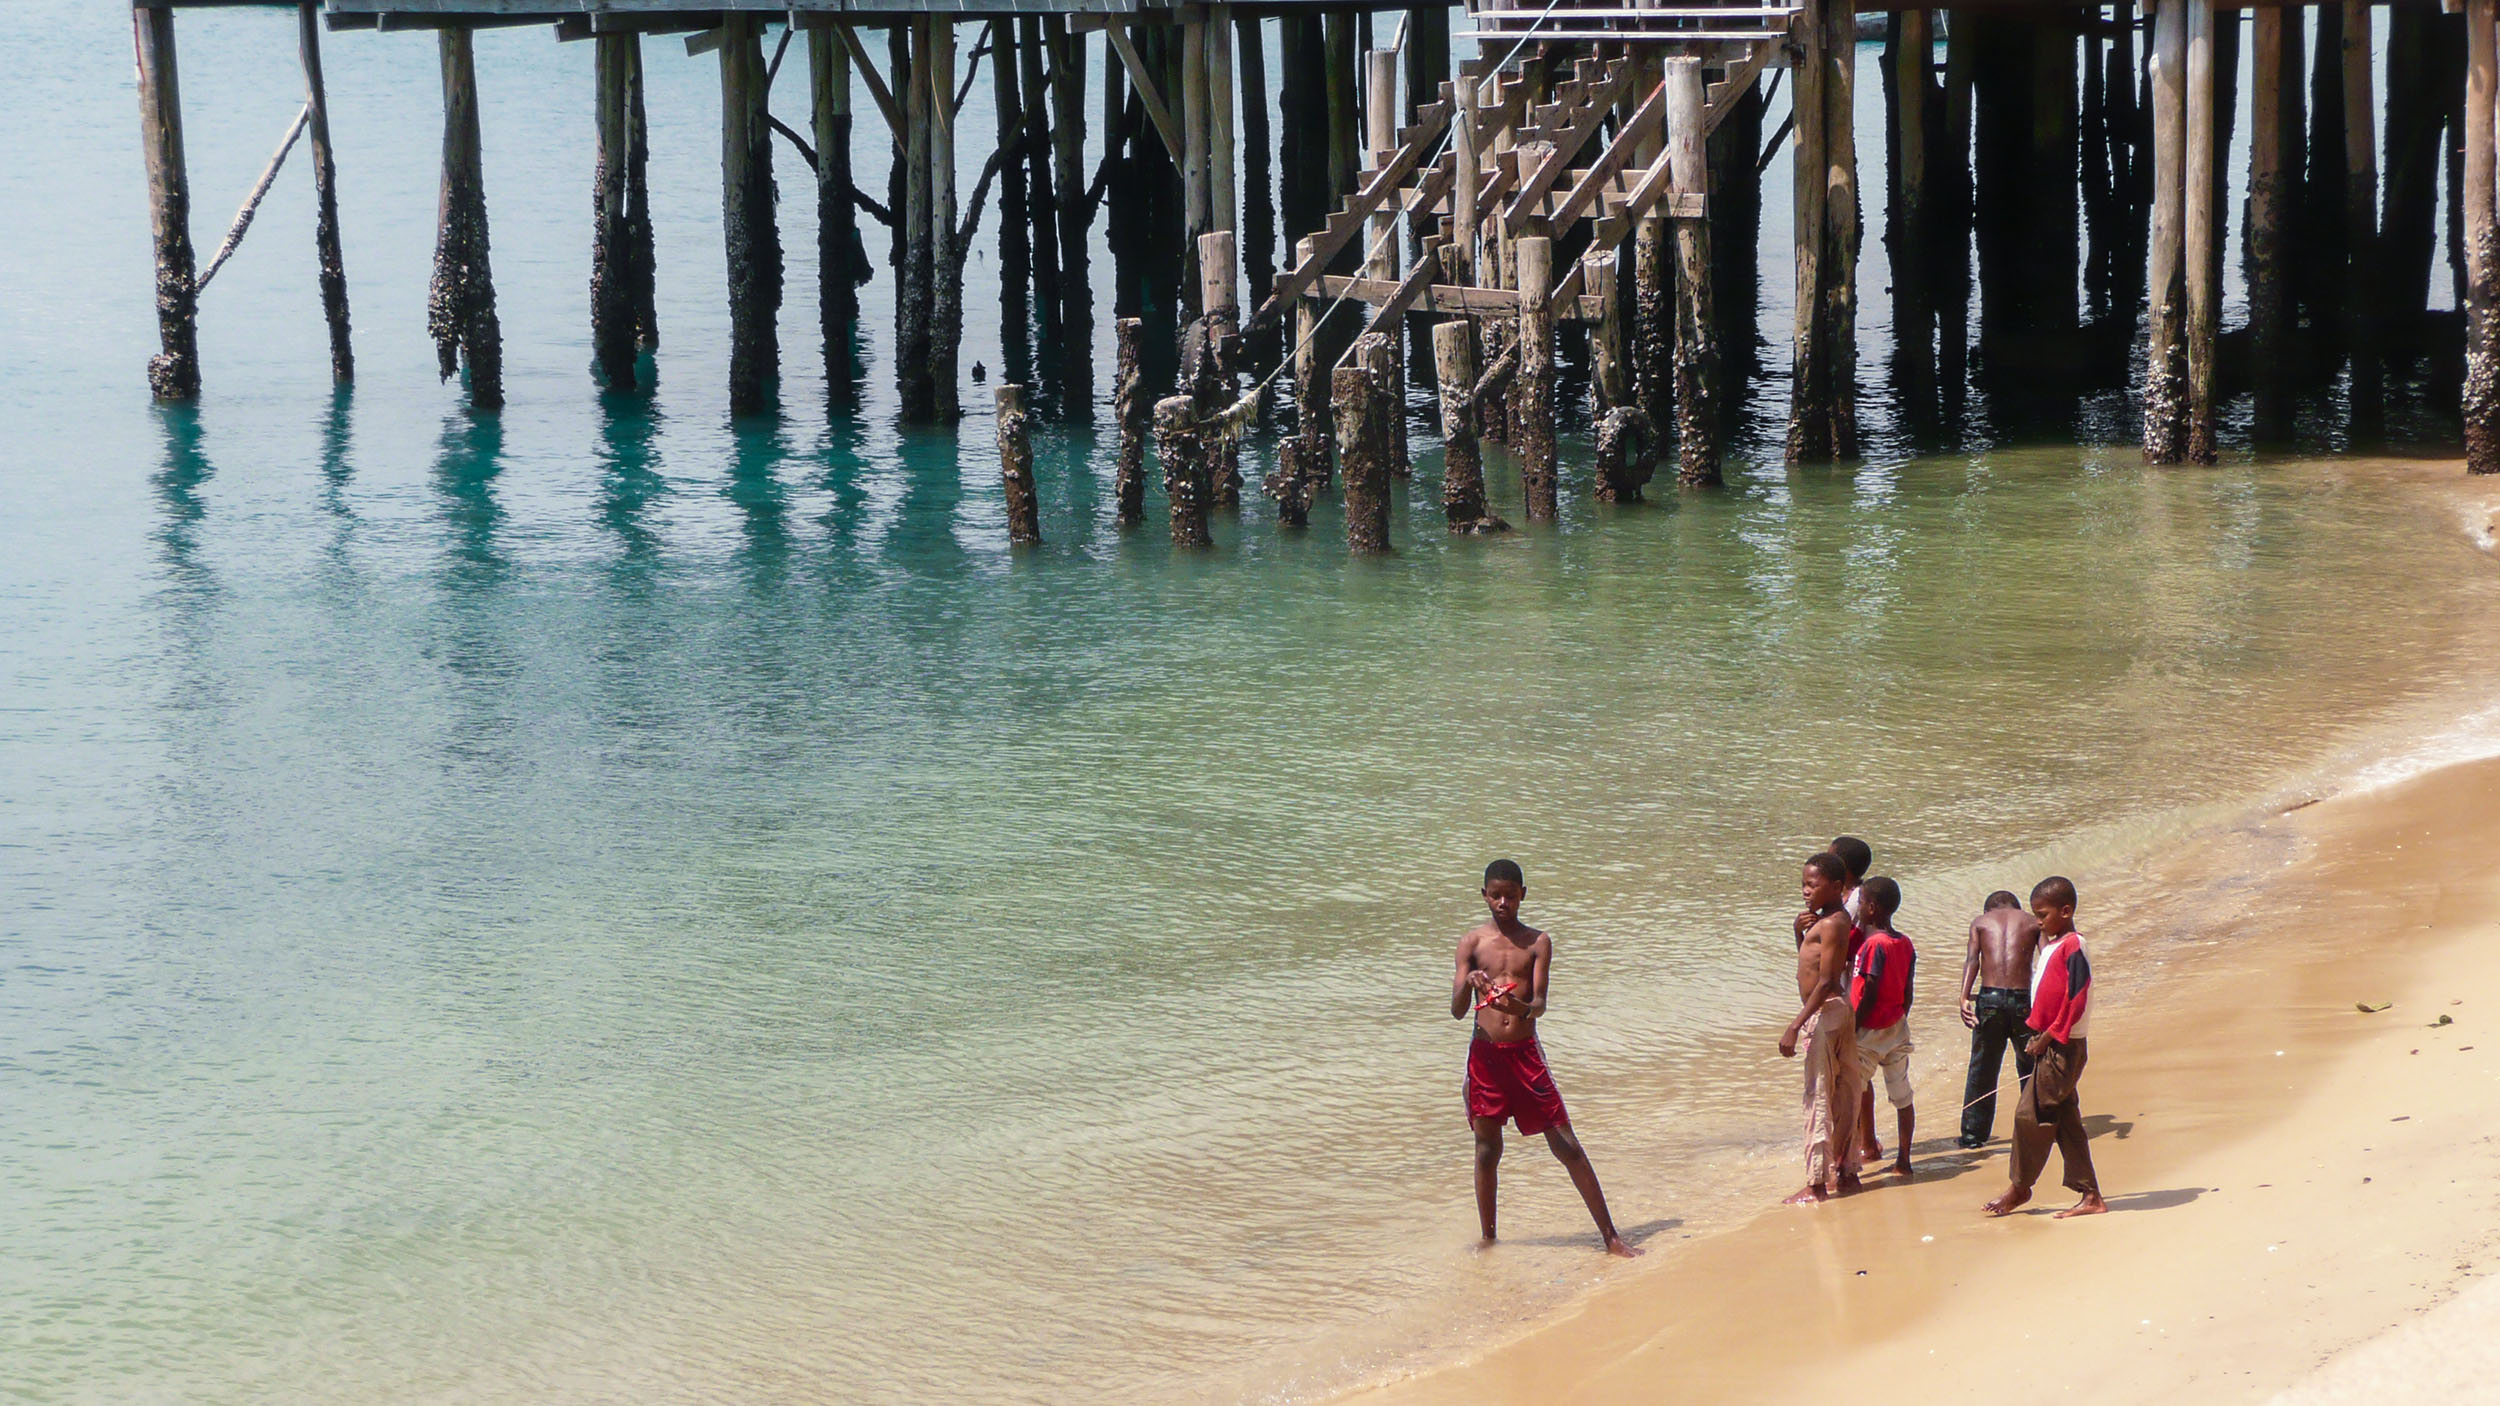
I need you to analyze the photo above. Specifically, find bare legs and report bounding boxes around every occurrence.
[1472,1117,1641,1256]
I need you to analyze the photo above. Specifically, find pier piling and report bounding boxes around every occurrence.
[135,3,198,401]
[1434,319,1505,533]
[720,14,781,417]
[594,31,638,389]
[1337,333,1392,553]
[1667,55,1720,487]
[2466,0,2499,472]
[999,382,1041,544]
[1156,392,1214,547]
[1515,232,1557,520]
[430,24,501,410]
[298,1,351,386]
[2145,0,2188,463]
[1115,316,1149,524]
[1047,18,1094,414]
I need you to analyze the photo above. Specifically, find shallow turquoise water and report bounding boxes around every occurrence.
[5,5,2498,1402]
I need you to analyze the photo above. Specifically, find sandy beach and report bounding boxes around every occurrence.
[1351,733,2500,1401]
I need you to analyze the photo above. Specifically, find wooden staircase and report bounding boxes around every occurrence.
[1246,3,1787,338]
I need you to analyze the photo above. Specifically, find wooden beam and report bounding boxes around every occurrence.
[833,20,901,136]
[1104,23,1183,163]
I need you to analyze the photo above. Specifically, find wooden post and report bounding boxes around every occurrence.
[1156,393,1214,547]
[811,27,865,355]
[721,14,780,417]
[1183,18,1211,302]
[2304,2,2347,347]
[594,31,638,390]
[995,19,1033,382]
[625,34,657,352]
[1435,320,1504,532]
[1407,5,1451,129]
[1236,14,1278,377]
[1824,0,1859,456]
[135,3,198,400]
[1590,252,1629,414]
[1048,19,1093,415]
[2466,0,2499,472]
[2383,4,2449,325]
[430,25,501,410]
[2185,0,2218,463]
[930,19,961,420]
[1789,0,1855,461]
[1941,15,1976,398]
[999,383,1041,543]
[899,21,934,418]
[1515,234,1557,521]
[1198,231,1241,505]
[1021,16,1062,358]
[2248,7,2292,442]
[1210,8,1237,239]
[2145,0,2188,464]
[298,2,350,386]
[2343,0,2381,421]
[1364,48,1405,469]
[1337,334,1392,553]
[1451,61,1480,288]
[1891,11,1932,429]
[1666,56,1720,487]
[1115,317,1150,523]
[1324,14,1358,206]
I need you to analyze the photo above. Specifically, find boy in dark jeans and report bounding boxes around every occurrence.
[1957,890,2041,1148]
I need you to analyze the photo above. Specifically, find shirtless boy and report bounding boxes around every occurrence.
[1828,835,1882,1164]
[1982,877,2109,1219]
[1451,860,1639,1258]
[1849,877,1917,1178]
[1779,852,1864,1204]
[1958,890,2043,1148]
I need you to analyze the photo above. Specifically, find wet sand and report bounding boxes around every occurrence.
[1347,748,2500,1403]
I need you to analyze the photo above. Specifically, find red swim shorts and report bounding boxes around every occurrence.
[1465,1033,1571,1135]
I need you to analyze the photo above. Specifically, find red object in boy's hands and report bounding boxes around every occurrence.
[1473,980,1517,1012]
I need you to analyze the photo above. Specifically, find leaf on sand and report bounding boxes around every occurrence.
[2356,1001,2392,1013]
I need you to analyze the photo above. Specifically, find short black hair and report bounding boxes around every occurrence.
[1829,836,1872,880]
[1984,890,2022,912]
[1806,852,1849,883]
[1484,859,1525,888]
[2030,875,2078,910]
[1859,875,1900,918]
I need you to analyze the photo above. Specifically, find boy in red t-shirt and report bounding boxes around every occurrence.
[1849,876,1918,1178]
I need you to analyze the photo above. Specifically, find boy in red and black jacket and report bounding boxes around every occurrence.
[1983,876,2109,1219]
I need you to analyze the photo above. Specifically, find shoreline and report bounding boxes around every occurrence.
[1339,720,2500,1401]
[1340,465,2500,1390]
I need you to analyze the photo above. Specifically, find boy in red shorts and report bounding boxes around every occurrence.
[1451,860,1640,1258]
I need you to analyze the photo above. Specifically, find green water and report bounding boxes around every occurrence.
[6,5,2499,1402]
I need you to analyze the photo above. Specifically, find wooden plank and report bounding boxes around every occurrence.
[1545,77,1665,233]
[1104,23,1183,164]
[1245,96,1452,331]
[833,20,902,135]
[1359,243,1439,340]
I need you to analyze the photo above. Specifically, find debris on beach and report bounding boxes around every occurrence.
[2356,1001,2392,1013]
[2432,1014,2454,1027]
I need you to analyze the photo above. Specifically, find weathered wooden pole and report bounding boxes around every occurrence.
[1451,60,1481,289]
[1407,4,1450,130]
[899,22,934,417]
[994,19,1033,382]
[1337,333,1392,553]
[2342,0,2381,421]
[2466,0,2499,472]
[721,14,780,417]
[1433,319,1504,533]
[1790,0,1857,461]
[1590,252,1630,417]
[1156,393,1214,547]
[430,24,501,411]
[1236,13,1278,376]
[298,1,350,385]
[1115,317,1149,523]
[810,27,865,350]
[1291,235,1335,484]
[1515,233,1557,521]
[1890,12,1933,425]
[2247,7,2292,442]
[1941,16,1976,398]
[1021,16,1061,353]
[2383,4,2449,327]
[1364,48,1405,468]
[135,3,198,400]
[625,34,657,352]
[2185,0,2218,463]
[999,383,1041,543]
[1198,232,1241,505]
[2145,0,2188,463]
[2303,2,2347,346]
[1324,14,1359,205]
[594,31,638,390]
[1048,19,1093,415]
[1182,19,1212,294]
[1666,55,1720,487]
[1210,8,1238,240]
[930,19,962,421]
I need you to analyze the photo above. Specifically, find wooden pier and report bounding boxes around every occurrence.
[131,0,2500,559]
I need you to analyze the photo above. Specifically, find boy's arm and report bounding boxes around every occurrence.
[1960,920,1984,1027]
[1524,935,1552,1018]
[1451,932,1479,1019]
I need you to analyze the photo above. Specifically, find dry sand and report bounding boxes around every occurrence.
[1347,752,2500,1403]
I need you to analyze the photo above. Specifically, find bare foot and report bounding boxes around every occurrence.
[1982,1185,2031,1217]
[1836,1171,1864,1195]
[1783,1185,1828,1206]
[1604,1236,1643,1258]
[2053,1192,2108,1219]
[1863,1141,1884,1163]
[1892,1156,1913,1179]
